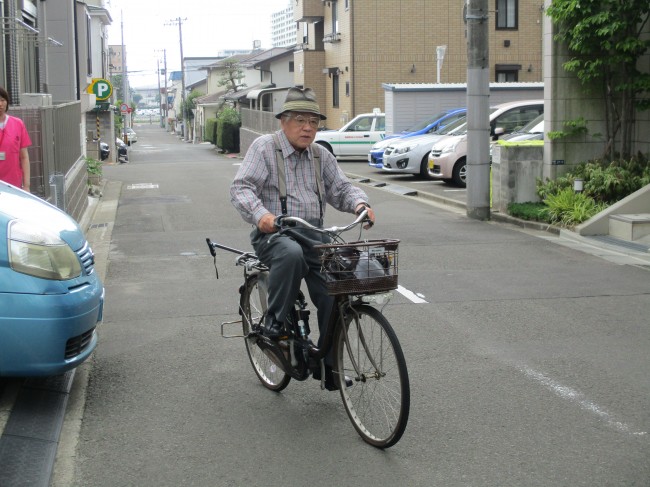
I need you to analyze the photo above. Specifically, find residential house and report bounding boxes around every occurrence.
[0,0,112,222]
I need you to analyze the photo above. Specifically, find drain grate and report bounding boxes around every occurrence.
[590,235,650,253]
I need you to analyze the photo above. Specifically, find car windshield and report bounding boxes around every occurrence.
[437,116,467,135]
[441,107,501,136]
[517,113,545,133]
[405,111,451,132]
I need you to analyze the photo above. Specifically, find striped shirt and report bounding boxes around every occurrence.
[230,130,368,226]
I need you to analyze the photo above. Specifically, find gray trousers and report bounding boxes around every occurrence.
[251,227,334,348]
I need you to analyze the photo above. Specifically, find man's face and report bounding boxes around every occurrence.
[280,111,321,151]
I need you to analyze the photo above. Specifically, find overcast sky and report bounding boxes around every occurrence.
[106,0,291,88]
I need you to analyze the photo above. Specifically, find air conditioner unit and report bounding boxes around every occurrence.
[21,93,53,107]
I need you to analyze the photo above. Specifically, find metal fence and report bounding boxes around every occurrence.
[12,101,87,222]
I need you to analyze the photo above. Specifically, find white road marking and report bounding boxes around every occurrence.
[519,365,647,436]
[127,183,159,190]
[396,285,428,303]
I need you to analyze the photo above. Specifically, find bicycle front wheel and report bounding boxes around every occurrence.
[334,304,410,448]
[240,274,291,392]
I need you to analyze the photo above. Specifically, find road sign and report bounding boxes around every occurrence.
[93,102,110,112]
[120,103,129,114]
[89,78,113,101]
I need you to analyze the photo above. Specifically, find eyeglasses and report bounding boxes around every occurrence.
[286,114,321,129]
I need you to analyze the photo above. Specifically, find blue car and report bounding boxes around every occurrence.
[0,182,103,376]
[368,108,466,168]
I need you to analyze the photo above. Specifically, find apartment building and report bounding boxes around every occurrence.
[271,1,297,48]
[293,0,543,128]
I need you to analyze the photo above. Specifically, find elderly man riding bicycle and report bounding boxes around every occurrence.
[230,87,375,389]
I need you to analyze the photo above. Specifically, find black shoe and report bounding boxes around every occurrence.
[262,315,286,339]
[314,364,353,391]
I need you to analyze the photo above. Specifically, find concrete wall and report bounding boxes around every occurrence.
[491,144,544,213]
[46,0,78,102]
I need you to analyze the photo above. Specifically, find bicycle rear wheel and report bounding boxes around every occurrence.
[240,274,291,392]
[334,304,410,448]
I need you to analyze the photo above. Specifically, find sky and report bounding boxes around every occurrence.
[106,0,291,88]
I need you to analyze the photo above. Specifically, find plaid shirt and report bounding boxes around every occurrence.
[230,130,369,226]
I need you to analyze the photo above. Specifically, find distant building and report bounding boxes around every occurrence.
[271,1,296,48]
[109,44,125,75]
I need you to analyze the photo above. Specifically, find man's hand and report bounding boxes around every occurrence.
[355,204,375,230]
[257,213,277,233]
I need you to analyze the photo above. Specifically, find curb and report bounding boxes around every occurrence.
[345,171,561,236]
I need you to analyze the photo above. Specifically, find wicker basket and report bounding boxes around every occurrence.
[315,239,399,295]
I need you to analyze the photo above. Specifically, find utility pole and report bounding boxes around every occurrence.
[121,11,130,136]
[465,0,490,220]
[157,58,163,128]
[167,17,187,139]
[155,48,168,129]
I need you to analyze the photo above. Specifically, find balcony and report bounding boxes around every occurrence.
[323,32,341,43]
[294,0,324,22]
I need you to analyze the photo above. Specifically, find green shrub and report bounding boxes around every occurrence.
[205,118,218,144]
[543,187,607,226]
[507,202,549,222]
[537,155,650,204]
[86,157,102,176]
[217,108,241,153]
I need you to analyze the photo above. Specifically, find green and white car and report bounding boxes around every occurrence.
[314,109,385,160]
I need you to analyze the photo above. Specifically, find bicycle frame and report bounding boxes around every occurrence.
[206,209,410,448]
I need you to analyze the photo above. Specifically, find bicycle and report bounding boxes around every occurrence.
[206,210,410,448]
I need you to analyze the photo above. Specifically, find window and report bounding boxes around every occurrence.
[347,116,374,132]
[289,61,294,73]
[332,74,339,108]
[495,64,521,82]
[86,14,93,75]
[332,0,339,34]
[496,70,518,82]
[345,81,350,97]
[302,23,309,45]
[496,0,517,29]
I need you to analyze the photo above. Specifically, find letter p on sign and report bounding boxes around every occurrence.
[91,79,113,101]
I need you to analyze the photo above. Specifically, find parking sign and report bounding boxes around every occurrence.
[89,79,113,101]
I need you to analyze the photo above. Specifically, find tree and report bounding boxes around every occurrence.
[182,89,204,122]
[546,0,650,160]
[217,58,247,93]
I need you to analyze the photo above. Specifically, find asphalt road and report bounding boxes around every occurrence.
[17,125,650,486]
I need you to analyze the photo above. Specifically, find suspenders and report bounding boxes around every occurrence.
[272,134,324,225]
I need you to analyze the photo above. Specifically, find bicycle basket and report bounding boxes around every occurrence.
[314,239,399,295]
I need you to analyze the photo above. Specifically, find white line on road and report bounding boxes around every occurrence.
[397,285,428,303]
[519,365,647,436]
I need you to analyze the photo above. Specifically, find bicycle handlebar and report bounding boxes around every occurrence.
[274,209,370,236]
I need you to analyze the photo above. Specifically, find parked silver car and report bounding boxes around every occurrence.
[428,100,544,187]
[381,117,467,179]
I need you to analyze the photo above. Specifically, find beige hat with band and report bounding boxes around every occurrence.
[275,87,327,120]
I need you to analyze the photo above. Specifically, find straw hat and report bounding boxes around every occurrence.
[275,87,326,120]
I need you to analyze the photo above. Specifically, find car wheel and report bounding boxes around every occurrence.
[418,152,433,180]
[452,158,467,187]
[315,141,334,155]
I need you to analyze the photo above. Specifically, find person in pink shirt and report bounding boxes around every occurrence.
[0,87,32,192]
